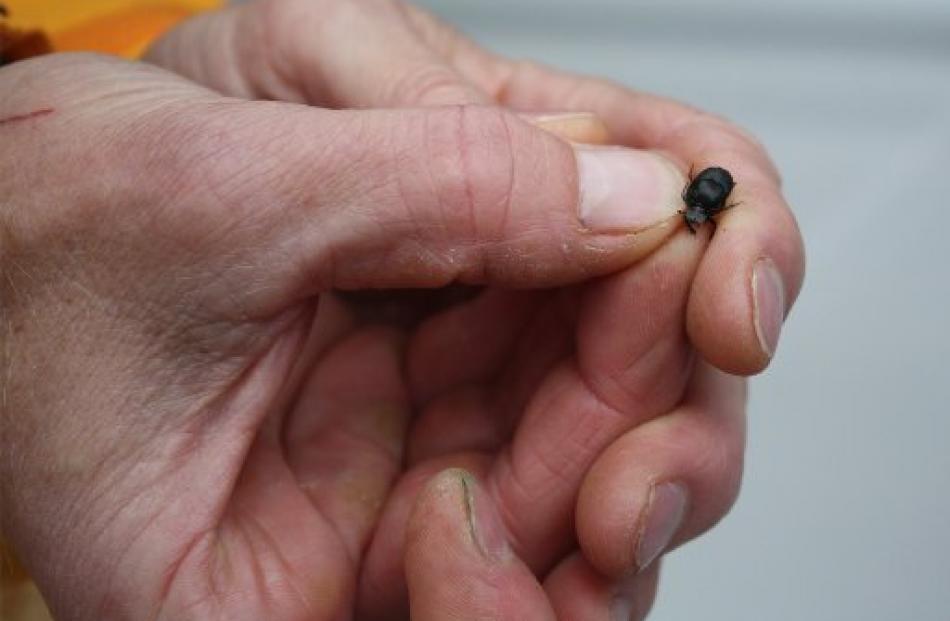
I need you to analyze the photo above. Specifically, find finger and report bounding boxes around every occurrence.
[283,325,410,562]
[358,454,491,620]
[653,117,801,374]
[393,5,613,147]
[149,0,488,106]
[165,102,686,315]
[407,289,573,464]
[576,362,747,578]
[476,61,806,374]
[405,288,549,463]
[406,468,555,621]
[359,230,701,617]
[262,0,489,106]
[407,288,543,406]
[397,1,514,100]
[488,230,704,572]
[544,554,660,621]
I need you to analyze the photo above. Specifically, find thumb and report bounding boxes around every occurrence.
[405,468,555,621]
[179,102,686,299]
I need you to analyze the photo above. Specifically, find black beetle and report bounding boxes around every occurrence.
[681,166,737,233]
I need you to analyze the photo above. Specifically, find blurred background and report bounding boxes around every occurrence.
[414,0,950,619]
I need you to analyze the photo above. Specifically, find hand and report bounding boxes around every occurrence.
[0,50,695,620]
[150,0,802,370]
[148,1,805,618]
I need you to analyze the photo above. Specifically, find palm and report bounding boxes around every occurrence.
[158,223,696,620]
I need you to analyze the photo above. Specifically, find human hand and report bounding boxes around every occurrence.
[149,0,802,367]
[0,49,695,620]
[148,1,805,618]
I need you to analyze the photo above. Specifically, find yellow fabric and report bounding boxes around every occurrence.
[3,0,223,58]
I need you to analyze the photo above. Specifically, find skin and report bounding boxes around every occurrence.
[0,0,804,619]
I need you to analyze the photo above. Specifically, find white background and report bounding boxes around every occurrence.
[414,1,950,619]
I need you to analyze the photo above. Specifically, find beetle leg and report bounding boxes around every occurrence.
[685,218,696,235]
[724,201,742,211]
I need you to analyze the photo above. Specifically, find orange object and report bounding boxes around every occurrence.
[1,0,222,59]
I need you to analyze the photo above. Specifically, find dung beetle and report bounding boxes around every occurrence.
[681,166,737,233]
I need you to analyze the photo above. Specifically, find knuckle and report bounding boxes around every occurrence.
[666,111,782,186]
[129,103,248,201]
[698,432,745,511]
[383,62,474,106]
[664,414,745,526]
[423,105,516,243]
[636,405,746,546]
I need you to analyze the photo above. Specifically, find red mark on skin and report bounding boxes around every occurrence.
[0,107,54,126]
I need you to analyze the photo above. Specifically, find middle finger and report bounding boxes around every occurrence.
[489,229,705,572]
[256,0,488,106]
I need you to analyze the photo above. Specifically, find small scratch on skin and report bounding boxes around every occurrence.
[0,107,54,127]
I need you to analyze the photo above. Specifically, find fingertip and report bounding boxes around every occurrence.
[577,464,687,579]
[407,468,554,621]
[687,189,804,376]
[407,468,496,562]
[575,147,684,232]
[480,113,688,286]
[687,256,767,376]
[544,554,660,621]
[576,364,746,579]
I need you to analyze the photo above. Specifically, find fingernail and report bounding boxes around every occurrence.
[525,112,610,144]
[752,257,786,358]
[576,147,682,232]
[635,482,688,572]
[610,584,635,621]
[453,469,510,562]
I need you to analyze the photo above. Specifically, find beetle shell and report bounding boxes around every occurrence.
[682,166,735,233]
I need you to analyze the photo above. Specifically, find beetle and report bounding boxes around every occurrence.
[681,166,737,233]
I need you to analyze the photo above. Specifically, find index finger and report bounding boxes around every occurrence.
[490,61,805,374]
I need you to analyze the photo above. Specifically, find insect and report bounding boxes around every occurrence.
[681,166,737,233]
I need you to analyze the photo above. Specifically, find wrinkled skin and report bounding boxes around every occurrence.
[0,1,804,619]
